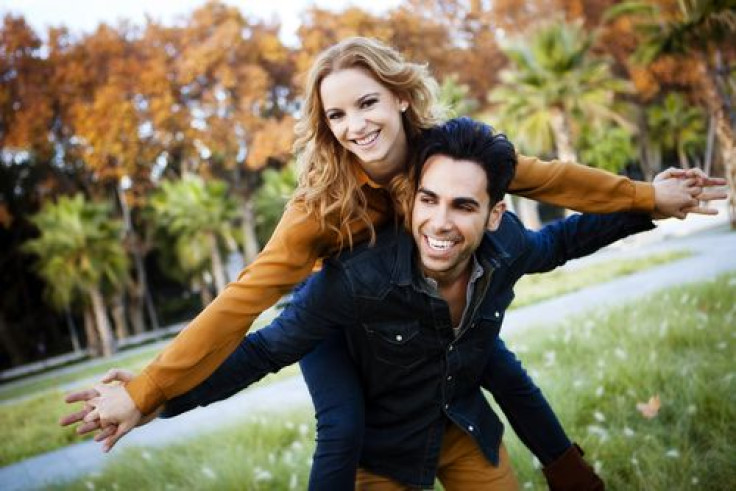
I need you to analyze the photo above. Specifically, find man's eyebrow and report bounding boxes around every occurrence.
[452,197,480,208]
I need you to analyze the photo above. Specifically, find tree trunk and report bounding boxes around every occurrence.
[208,232,227,294]
[65,309,82,353]
[240,198,260,265]
[196,275,213,307]
[677,144,691,170]
[88,287,116,357]
[128,286,146,335]
[83,306,101,357]
[637,106,660,181]
[110,293,128,341]
[549,107,578,163]
[697,59,736,228]
[117,183,159,332]
[515,196,542,230]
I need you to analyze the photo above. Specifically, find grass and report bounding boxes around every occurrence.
[53,272,736,489]
[511,249,691,309]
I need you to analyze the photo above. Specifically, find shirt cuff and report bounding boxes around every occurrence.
[125,370,167,416]
[632,181,655,212]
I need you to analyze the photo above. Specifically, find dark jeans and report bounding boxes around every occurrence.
[300,332,572,490]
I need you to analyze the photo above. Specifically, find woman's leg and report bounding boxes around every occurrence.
[301,331,365,490]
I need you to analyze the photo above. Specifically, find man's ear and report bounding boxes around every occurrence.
[486,201,506,231]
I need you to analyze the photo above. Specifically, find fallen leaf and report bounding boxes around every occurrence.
[636,394,661,419]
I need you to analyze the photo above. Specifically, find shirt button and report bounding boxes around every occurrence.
[448,345,454,351]
[395,334,403,342]
[468,425,474,432]
[494,311,500,318]
[447,375,453,381]
[444,404,449,410]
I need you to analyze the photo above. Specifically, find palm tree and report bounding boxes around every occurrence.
[150,175,238,297]
[253,163,298,246]
[647,92,707,169]
[488,19,632,226]
[438,75,479,118]
[605,0,736,226]
[22,194,128,357]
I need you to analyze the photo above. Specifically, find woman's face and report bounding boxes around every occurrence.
[320,68,409,184]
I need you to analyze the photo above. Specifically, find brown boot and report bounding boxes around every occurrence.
[542,443,605,490]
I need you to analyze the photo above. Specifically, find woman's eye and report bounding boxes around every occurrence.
[327,112,343,121]
[360,98,378,109]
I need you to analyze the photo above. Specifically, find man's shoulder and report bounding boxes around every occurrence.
[486,211,528,257]
[328,225,402,268]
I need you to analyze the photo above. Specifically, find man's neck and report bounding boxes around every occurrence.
[434,265,472,328]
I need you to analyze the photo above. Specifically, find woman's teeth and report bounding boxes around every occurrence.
[354,131,379,146]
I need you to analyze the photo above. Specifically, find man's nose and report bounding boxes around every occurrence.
[428,206,452,231]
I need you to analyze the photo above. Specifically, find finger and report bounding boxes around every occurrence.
[59,407,91,426]
[683,168,707,179]
[94,425,117,442]
[682,205,719,216]
[76,420,103,435]
[83,407,101,423]
[695,189,728,201]
[661,167,685,179]
[65,388,100,403]
[702,177,727,186]
[102,422,134,453]
[101,368,135,384]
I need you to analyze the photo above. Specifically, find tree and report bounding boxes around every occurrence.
[253,163,298,246]
[647,92,707,169]
[22,194,128,357]
[150,175,238,299]
[605,0,736,226]
[488,19,632,226]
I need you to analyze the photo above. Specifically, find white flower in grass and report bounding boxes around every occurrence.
[614,348,627,360]
[544,351,556,366]
[201,466,216,479]
[587,425,609,441]
[595,386,605,397]
[665,449,680,458]
[299,423,310,436]
[285,421,295,430]
[289,474,299,489]
[594,460,602,474]
[268,452,276,464]
[687,405,697,415]
[717,341,727,350]
[140,450,152,461]
[291,440,304,451]
[692,476,700,485]
[649,350,657,362]
[680,294,690,305]
[593,411,605,422]
[630,456,639,466]
[531,456,541,470]
[523,482,533,489]
[623,427,635,437]
[254,467,273,481]
[530,369,540,379]
[573,379,584,389]
[85,482,95,490]
[728,278,736,287]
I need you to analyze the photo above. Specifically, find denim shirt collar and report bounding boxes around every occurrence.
[391,227,512,288]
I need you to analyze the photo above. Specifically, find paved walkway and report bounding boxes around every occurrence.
[2,220,735,490]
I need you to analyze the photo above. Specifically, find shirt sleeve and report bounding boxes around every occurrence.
[515,212,656,276]
[125,202,334,415]
[511,154,655,213]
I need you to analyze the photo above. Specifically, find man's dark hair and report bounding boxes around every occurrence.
[415,117,517,205]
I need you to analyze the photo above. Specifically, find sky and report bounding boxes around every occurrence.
[0,0,402,46]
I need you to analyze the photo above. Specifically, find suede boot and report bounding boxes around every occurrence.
[542,443,605,490]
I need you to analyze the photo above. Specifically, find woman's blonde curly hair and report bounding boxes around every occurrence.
[292,37,444,246]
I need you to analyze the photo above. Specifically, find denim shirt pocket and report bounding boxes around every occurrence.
[362,320,425,370]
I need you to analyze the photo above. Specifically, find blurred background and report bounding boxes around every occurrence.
[1,1,735,489]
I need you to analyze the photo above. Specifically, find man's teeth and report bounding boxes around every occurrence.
[427,237,454,251]
[354,132,379,146]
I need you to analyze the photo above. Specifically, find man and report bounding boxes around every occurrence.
[77,118,663,488]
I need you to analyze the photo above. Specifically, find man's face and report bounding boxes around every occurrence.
[411,154,505,286]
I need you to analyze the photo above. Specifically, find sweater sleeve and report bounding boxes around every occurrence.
[510,154,655,213]
[124,202,334,414]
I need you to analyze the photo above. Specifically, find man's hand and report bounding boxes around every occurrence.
[653,168,727,219]
[61,368,156,452]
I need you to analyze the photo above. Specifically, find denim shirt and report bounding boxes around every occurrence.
[164,211,654,486]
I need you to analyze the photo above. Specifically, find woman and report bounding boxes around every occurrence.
[72,37,713,487]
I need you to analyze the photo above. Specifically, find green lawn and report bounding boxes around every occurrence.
[511,249,691,309]
[52,272,736,489]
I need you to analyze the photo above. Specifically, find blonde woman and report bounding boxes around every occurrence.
[66,37,722,488]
